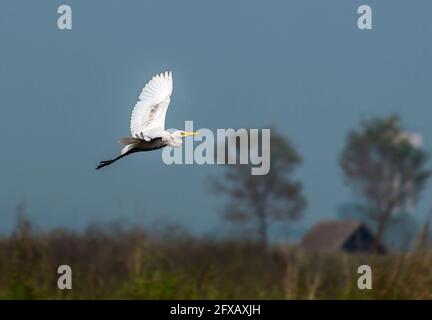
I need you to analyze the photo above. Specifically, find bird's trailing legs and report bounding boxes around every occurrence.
[96,149,138,170]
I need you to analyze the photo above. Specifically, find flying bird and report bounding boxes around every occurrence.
[96,71,198,169]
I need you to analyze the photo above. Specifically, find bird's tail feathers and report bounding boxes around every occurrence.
[118,137,141,145]
[121,142,140,155]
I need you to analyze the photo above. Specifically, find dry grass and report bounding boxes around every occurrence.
[0,220,431,300]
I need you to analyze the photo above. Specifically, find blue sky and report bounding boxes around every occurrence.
[1,0,432,235]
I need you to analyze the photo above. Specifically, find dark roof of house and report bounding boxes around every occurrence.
[300,220,370,251]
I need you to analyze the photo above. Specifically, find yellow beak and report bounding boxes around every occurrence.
[181,131,200,137]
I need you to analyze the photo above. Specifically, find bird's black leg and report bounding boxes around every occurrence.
[96,148,140,170]
[96,159,115,170]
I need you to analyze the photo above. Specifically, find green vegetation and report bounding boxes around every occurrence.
[1,220,431,300]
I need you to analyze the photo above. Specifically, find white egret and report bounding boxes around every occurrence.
[96,71,198,170]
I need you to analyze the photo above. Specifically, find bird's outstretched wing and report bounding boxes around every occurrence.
[130,71,173,138]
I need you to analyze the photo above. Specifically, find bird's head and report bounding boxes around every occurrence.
[168,130,200,147]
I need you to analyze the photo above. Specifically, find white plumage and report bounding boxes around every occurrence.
[130,71,173,139]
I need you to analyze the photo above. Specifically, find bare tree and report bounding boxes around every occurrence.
[211,129,306,247]
[340,115,430,250]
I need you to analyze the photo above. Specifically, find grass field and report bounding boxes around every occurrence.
[1,221,431,300]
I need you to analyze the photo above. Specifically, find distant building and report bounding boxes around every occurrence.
[300,220,386,253]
